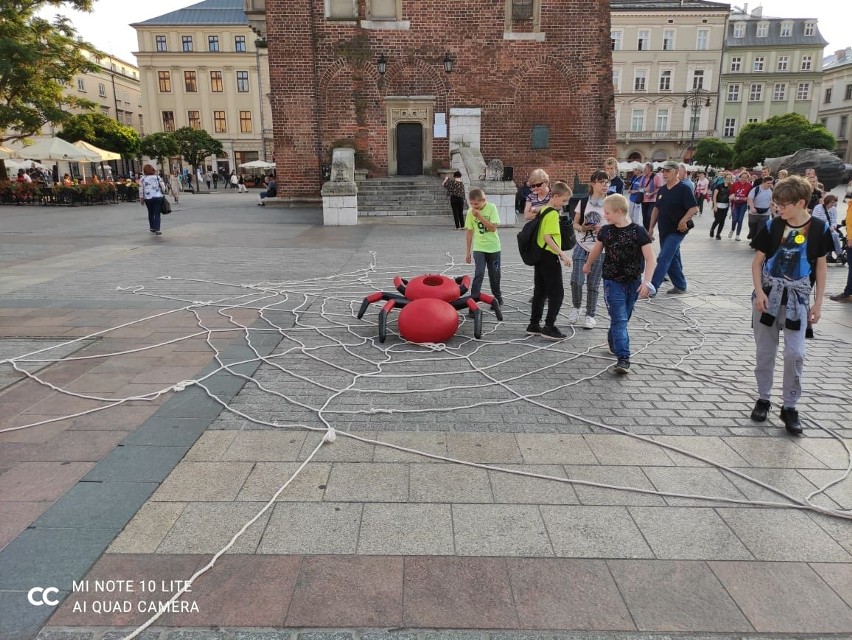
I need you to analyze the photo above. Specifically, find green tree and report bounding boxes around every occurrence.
[57,112,140,157]
[732,113,836,168]
[172,127,224,172]
[694,137,733,169]
[139,132,180,170]
[0,1,101,144]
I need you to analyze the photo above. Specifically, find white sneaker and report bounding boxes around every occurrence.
[728,230,734,238]
[735,235,741,241]
[584,315,597,330]
[566,308,580,324]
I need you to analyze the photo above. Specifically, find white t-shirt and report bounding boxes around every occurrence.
[575,198,607,253]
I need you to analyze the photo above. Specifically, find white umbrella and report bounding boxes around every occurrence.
[0,145,21,160]
[238,159,275,170]
[21,137,101,162]
[6,159,48,171]
[72,140,121,161]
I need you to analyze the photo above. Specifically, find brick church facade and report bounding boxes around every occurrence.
[255,1,615,199]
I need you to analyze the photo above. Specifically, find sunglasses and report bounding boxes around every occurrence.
[530,182,546,188]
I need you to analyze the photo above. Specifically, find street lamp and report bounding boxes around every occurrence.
[682,88,712,160]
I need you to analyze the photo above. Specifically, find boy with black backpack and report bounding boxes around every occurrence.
[749,175,833,435]
[526,182,572,340]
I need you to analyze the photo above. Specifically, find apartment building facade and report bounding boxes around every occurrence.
[132,0,273,174]
[717,6,826,144]
[611,0,731,164]
[818,47,852,164]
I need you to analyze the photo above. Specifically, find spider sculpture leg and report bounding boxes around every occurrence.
[475,292,503,321]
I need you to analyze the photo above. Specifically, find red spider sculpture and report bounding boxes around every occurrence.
[356,274,503,343]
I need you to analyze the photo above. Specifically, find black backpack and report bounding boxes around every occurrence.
[517,211,546,265]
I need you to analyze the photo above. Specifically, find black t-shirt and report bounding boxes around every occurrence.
[808,189,822,212]
[714,184,730,206]
[599,223,652,282]
[607,175,625,195]
[655,181,698,235]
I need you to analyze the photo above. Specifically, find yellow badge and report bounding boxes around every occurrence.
[794,233,805,245]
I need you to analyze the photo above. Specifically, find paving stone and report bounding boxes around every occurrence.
[409,464,493,503]
[34,480,156,530]
[121,417,210,447]
[323,463,408,502]
[234,633,291,640]
[453,504,552,557]
[183,430,237,460]
[445,433,523,463]
[716,508,851,562]
[164,632,227,640]
[608,559,753,632]
[257,502,361,554]
[810,562,852,609]
[651,435,750,467]
[797,468,852,510]
[358,503,453,555]
[403,556,518,629]
[35,632,94,640]
[540,506,653,559]
[84,445,188,483]
[102,632,162,640]
[563,465,666,506]
[721,437,827,468]
[371,431,449,462]
[628,507,753,560]
[710,561,852,633]
[582,434,675,466]
[107,501,187,554]
[298,431,376,462]
[152,461,254,501]
[642,467,748,507]
[0,501,48,549]
[286,556,403,627]
[236,461,331,502]
[221,430,308,461]
[807,511,852,555]
[721,467,841,510]
[156,502,271,554]
[488,465,579,504]
[514,434,599,465]
[0,461,94,502]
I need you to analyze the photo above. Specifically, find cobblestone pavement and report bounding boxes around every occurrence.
[0,188,849,640]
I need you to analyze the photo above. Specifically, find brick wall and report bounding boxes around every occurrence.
[266,0,615,199]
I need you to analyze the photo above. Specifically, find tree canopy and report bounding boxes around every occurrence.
[139,132,180,170]
[732,113,836,168]
[694,137,734,169]
[57,112,140,157]
[0,1,101,144]
[173,127,224,171]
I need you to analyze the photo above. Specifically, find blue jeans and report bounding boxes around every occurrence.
[471,251,502,301]
[144,197,163,231]
[651,230,687,291]
[731,203,747,235]
[604,279,640,359]
[844,245,852,296]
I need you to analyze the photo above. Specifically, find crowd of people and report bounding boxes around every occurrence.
[459,159,851,436]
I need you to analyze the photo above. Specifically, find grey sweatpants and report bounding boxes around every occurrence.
[571,245,604,317]
[753,305,807,407]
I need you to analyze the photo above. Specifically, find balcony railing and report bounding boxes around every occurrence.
[616,129,716,142]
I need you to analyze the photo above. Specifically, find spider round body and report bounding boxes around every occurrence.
[404,274,461,302]
[397,297,459,343]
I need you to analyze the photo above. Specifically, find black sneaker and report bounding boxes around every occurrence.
[666,287,687,295]
[540,325,567,340]
[750,399,770,422]
[526,323,543,335]
[780,406,803,435]
[613,358,630,374]
[805,324,814,339]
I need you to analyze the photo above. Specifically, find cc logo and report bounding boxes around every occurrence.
[27,587,60,606]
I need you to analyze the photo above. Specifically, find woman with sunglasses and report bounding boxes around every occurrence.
[523,168,551,220]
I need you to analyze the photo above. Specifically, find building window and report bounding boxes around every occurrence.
[511,0,533,20]
[696,29,708,50]
[689,110,700,134]
[158,71,171,92]
[208,35,219,52]
[213,110,226,133]
[659,69,671,91]
[368,0,401,20]
[773,83,787,101]
[77,78,85,92]
[749,83,763,101]
[820,117,828,127]
[753,56,765,72]
[235,35,246,51]
[796,82,810,100]
[656,108,669,132]
[662,29,674,51]
[777,56,789,71]
[840,115,848,139]
[730,57,741,72]
[210,71,223,92]
[723,117,737,137]
[634,69,647,92]
[162,111,175,132]
[631,109,645,132]
[123,91,129,104]
[612,68,621,92]
[531,125,549,149]
[326,0,357,19]
[801,55,812,71]
[824,87,832,103]
[611,30,622,51]
[98,83,106,97]
[637,30,649,51]
[804,21,815,36]
[100,106,109,116]
[733,22,745,38]
[236,71,249,92]
[239,111,253,133]
[181,35,192,52]
[179,71,195,93]
[780,22,792,37]
[155,35,167,51]
[845,84,852,100]
[727,83,741,102]
[188,111,201,129]
[747,117,760,124]
[756,22,768,37]
[692,70,704,90]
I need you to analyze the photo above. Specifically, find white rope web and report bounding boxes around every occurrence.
[2,252,849,638]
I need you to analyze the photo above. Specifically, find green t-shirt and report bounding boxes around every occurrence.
[536,206,561,254]
[465,202,502,253]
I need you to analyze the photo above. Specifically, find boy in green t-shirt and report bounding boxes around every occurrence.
[465,188,503,305]
[527,181,573,340]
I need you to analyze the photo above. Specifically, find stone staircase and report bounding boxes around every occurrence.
[357,176,450,216]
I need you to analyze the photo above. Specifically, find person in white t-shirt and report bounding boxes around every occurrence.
[567,170,609,329]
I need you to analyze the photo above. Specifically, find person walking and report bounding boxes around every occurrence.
[710,174,733,239]
[229,171,238,190]
[694,171,709,215]
[648,160,698,294]
[464,188,503,305]
[168,170,181,204]
[829,197,852,302]
[567,170,609,329]
[729,170,752,240]
[747,176,774,240]
[237,173,247,193]
[212,171,219,190]
[139,164,166,235]
[443,170,466,229]
[640,163,663,231]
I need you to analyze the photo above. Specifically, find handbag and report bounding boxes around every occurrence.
[161,198,172,215]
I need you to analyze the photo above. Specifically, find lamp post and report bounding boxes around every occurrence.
[682,88,712,160]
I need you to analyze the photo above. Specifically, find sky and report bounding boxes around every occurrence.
[40,0,848,66]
